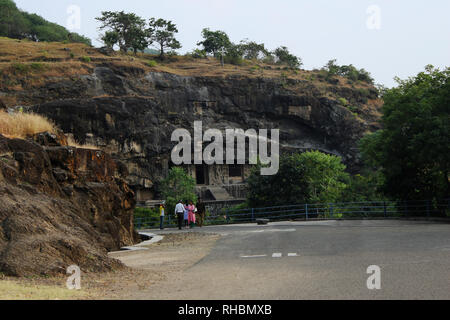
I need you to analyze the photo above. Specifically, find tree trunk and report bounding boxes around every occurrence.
[160,43,164,58]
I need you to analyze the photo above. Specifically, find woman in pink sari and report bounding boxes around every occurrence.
[187,201,196,228]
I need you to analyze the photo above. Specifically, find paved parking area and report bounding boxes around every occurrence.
[136,220,450,300]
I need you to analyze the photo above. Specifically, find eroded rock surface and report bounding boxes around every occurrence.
[0,133,138,276]
[29,69,382,196]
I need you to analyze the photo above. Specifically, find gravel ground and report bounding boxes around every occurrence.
[0,232,220,300]
[100,232,221,299]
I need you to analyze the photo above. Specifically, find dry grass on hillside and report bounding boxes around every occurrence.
[0,37,129,92]
[0,110,57,138]
[0,37,370,89]
[0,37,376,112]
[66,136,99,150]
[0,279,91,300]
[0,111,100,150]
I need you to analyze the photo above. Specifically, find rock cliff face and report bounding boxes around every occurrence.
[0,133,138,276]
[0,39,383,201]
[28,65,381,200]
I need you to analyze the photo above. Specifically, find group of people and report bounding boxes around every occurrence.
[159,199,206,230]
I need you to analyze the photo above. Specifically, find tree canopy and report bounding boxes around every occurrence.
[238,40,269,60]
[196,29,302,68]
[96,11,147,53]
[273,46,302,69]
[360,65,450,202]
[159,167,197,216]
[247,151,349,207]
[96,13,182,57]
[197,28,231,57]
[322,59,374,84]
[0,0,91,45]
[148,18,181,57]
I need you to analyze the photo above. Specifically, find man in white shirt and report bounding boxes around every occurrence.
[175,200,185,230]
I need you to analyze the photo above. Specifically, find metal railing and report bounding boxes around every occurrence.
[134,199,450,230]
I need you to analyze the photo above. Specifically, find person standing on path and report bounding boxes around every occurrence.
[184,203,189,228]
[187,201,196,228]
[175,200,185,230]
[196,198,206,227]
[159,203,165,230]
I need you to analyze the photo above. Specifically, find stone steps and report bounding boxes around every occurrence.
[208,186,233,201]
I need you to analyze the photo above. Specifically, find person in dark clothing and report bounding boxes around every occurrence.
[175,200,185,230]
[196,198,206,227]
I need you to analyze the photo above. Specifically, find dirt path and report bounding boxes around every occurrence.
[0,232,220,300]
[97,232,221,299]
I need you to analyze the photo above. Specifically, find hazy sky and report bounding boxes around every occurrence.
[14,0,450,87]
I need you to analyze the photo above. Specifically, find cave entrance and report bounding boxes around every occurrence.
[196,165,208,185]
[229,164,243,178]
[229,164,244,183]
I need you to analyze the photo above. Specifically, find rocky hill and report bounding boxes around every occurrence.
[0,38,383,200]
[0,132,138,276]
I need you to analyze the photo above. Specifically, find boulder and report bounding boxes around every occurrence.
[0,134,139,277]
[256,219,270,225]
[98,46,115,56]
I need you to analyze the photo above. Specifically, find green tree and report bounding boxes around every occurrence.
[25,14,68,42]
[68,32,92,46]
[247,151,349,208]
[159,167,197,216]
[324,59,340,78]
[238,39,268,60]
[360,65,450,202]
[322,59,374,84]
[273,46,302,69]
[101,31,120,49]
[96,11,147,53]
[0,0,91,45]
[298,151,349,203]
[223,43,244,65]
[129,25,149,54]
[340,170,386,202]
[148,18,181,58]
[188,48,207,59]
[197,28,231,57]
[0,0,28,39]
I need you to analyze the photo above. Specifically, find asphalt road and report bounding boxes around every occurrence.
[146,220,450,300]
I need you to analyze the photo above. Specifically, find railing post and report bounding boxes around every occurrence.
[305,204,309,220]
[330,203,334,218]
[384,201,387,218]
[426,200,431,217]
[251,208,255,222]
[448,199,450,217]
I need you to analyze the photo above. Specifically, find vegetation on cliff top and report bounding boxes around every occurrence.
[0,3,378,112]
[0,37,379,110]
[94,10,304,70]
[0,0,91,45]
